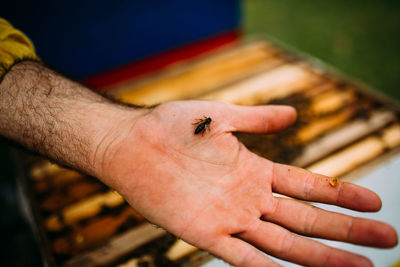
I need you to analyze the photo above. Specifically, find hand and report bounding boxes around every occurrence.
[97,100,397,267]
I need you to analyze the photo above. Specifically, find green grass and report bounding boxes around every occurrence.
[244,0,400,100]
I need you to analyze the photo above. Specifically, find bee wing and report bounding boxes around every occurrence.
[192,118,204,125]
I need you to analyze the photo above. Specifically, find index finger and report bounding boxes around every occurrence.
[271,163,382,212]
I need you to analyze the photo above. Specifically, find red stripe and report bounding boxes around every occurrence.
[84,30,240,90]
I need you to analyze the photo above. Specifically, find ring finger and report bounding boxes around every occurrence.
[236,219,372,267]
[262,197,397,248]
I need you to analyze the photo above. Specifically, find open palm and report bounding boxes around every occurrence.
[100,100,397,267]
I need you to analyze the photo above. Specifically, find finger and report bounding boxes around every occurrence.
[271,163,382,212]
[263,197,398,248]
[210,236,281,267]
[237,220,373,267]
[228,105,297,133]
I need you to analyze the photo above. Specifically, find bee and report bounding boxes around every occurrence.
[193,116,212,135]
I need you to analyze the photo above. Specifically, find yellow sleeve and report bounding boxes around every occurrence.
[0,18,39,79]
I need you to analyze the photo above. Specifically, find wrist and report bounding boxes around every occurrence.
[0,60,149,181]
[88,103,151,186]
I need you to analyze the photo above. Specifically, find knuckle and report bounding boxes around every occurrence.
[237,250,258,267]
[276,231,295,258]
[303,173,317,200]
[345,217,355,242]
[301,205,319,235]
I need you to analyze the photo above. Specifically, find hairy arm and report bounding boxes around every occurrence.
[0,60,146,178]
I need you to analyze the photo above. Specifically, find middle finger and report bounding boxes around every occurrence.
[262,197,397,248]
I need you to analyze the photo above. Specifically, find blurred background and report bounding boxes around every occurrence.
[1,1,399,266]
[245,0,400,100]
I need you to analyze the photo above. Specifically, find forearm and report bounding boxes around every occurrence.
[0,60,146,179]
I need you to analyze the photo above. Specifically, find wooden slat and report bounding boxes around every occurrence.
[200,64,323,105]
[293,110,396,166]
[45,191,124,231]
[65,223,166,267]
[166,240,198,261]
[307,124,400,177]
[114,42,281,105]
[53,206,143,255]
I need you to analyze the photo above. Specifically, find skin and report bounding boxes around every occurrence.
[0,61,398,267]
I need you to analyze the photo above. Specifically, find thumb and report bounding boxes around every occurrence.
[228,105,297,133]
